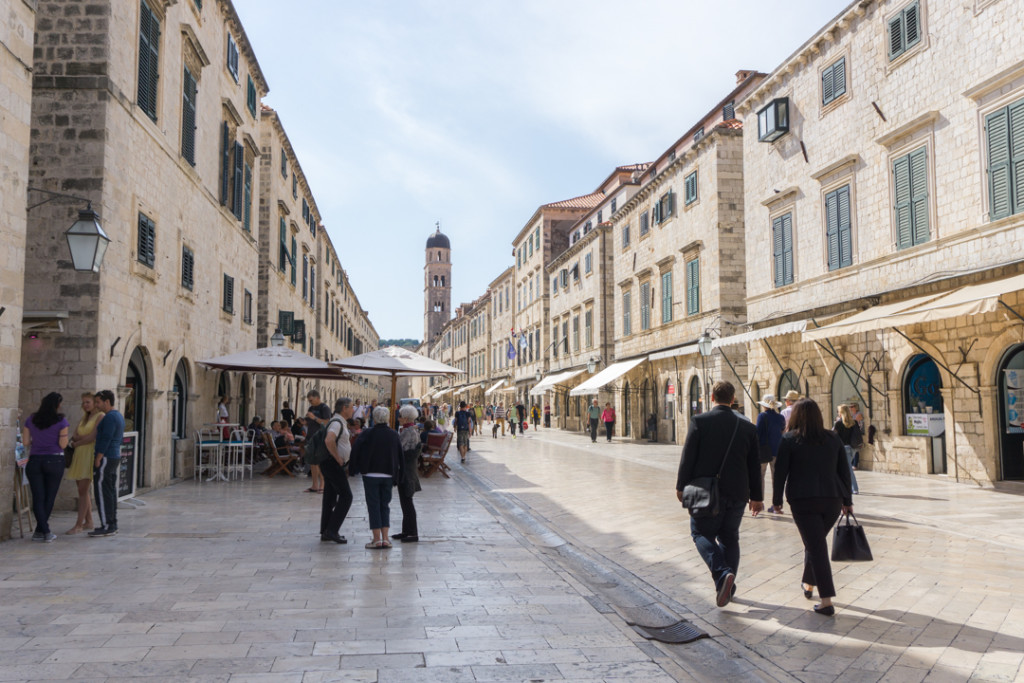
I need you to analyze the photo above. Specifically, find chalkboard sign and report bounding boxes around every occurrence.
[118,431,138,501]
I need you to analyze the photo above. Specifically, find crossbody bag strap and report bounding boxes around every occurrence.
[715,416,742,480]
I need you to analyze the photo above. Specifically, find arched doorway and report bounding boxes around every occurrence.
[641,379,650,439]
[997,345,1024,480]
[217,371,230,421]
[172,360,189,479]
[778,369,799,399]
[623,381,631,437]
[830,363,863,423]
[904,353,945,473]
[664,379,676,443]
[125,348,148,489]
[689,376,703,418]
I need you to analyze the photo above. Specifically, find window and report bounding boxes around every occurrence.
[622,224,630,247]
[622,291,632,335]
[222,274,234,314]
[226,33,239,81]
[723,101,735,120]
[611,198,617,213]
[534,227,541,250]
[292,173,297,199]
[757,98,789,142]
[821,57,847,105]
[572,315,580,352]
[231,142,243,220]
[583,220,592,234]
[662,271,673,322]
[888,1,921,61]
[279,218,288,270]
[686,260,700,315]
[290,236,296,285]
[654,190,675,223]
[640,281,651,331]
[137,1,160,121]
[309,265,315,309]
[693,127,704,143]
[685,172,698,205]
[528,239,533,257]
[281,151,287,178]
[181,67,197,165]
[825,185,853,270]
[597,210,603,223]
[243,289,252,324]
[552,276,558,295]
[137,213,156,268]
[242,162,252,232]
[985,98,1024,221]
[585,309,593,348]
[562,321,569,354]
[246,75,256,117]
[181,245,194,290]
[893,147,930,248]
[772,213,794,287]
[302,254,309,300]
[584,252,592,274]
[639,211,649,236]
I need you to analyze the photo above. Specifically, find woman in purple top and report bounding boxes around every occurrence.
[20,392,70,542]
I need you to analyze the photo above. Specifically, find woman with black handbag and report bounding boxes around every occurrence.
[772,399,853,616]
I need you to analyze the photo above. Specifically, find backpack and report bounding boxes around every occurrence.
[303,417,342,466]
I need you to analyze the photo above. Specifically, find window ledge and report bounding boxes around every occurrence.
[963,58,1024,100]
[886,36,928,76]
[875,111,940,147]
[811,154,859,181]
[220,309,234,322]
[761,186,799,207]
[177,291,195,305]
[819,92,851,118]
[131,262,158,284]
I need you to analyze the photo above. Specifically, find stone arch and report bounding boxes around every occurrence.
[980,326,1024,387]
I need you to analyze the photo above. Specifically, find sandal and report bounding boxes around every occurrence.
[365,540,382,549]
[66,525,83,535]
[379,540,392,548]
[304,487,317,493]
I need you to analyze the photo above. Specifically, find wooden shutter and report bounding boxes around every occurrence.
[987,107,1012,220]
[904,2,920,48]
[822,63,834,104]
[832,57,846,99]
[243,163,252,232]
[640,212,648,234]
[232,142,244,219]
[640,282,650,330]
[666,190,675,217]
[181,246,194,290]
[662,271,672,322]
[652,201,661,225]
[772,216,784,286]
[686,260,699,315]
[138,2,160,120]
[623,291,631,335]
[836,185,852,267]
[220,121,230,205]
[685,172,697,204]
[893,154,914,247]
[723,101,735,120]
[137,214,155,267]
[1011,100,1024,216]
[181,67,197,165]
[279,218,288,269]
[781,213,793,285]
[290,236,297,285]
[888,14,904,59]
[223,274,234,313]
[909,148,929,245]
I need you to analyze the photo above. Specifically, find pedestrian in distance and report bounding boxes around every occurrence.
[601,402,615,442]
[772,398,854,616]
[66,392,104,534]
[393,405,423,543]
[530,404,540,430]
[305,390,331,494]
[676,381,763,608]
[454,401,472,462]
[473,403,484,436]
[781,389,800,427]
[588,398,601,443]
[833,404,861,494]
[351,406,402,549]
[544,402,551,428]
[494,403,506,436]
[90,390,125,537]
[320,398,355,544]
[21,392,70,542]
[755,394,786,513]
[280,401,295,424]
[515,401,527,434]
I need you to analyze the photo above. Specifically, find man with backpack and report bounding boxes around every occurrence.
[454,401,472,463]
[311,397,355,544]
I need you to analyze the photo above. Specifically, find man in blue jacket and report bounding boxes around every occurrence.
[90,390,125,537]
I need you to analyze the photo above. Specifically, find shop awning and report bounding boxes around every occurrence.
[484,379,506,396]
[714,320,810,349]
[882,272,1024,329]
[802,293,948,342]
[529,368,585,396]
[570,357,647,396]
[647,344,699,362]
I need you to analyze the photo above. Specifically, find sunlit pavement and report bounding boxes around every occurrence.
[464,425,1024,682]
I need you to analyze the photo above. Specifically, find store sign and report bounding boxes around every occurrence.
[1005,369,1024,433]
[905,414,930,437]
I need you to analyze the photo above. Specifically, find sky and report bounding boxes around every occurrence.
[236,0,851,342]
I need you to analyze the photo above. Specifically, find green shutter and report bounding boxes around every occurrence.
[243,163,252,232]
[232,142,244,219]
[666,190,675,217]
[223,274,234,313]
[904,2,921,49]
[909,147,929,245]
[661,271,672,323]
[220,121,230,205]
[138,2,159,120]
[279,218,288,269]
[987,107,1012,220]
[652,201,661,225]
[685,172,697,205]
[1010,99,1024,216]
[290,236,297,285]
[833,57,846,99]
[137,214,155,267]
[837,185,852,267]
[822,63,834,104]
[893,154,914,247]
[826,189,841,270]
[888,14,904,59]
[781,213,793,284]
[772,215,785,286]
[181,67,197,164]
[686,260,699,315]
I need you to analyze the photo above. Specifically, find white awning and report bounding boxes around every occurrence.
[714,320,810,349]
[530,368,585,396]
[883,272,1024,329]
[648,344,699,362]
[484,379,506,396]
[570,357,647,396]
[803,292,950,342]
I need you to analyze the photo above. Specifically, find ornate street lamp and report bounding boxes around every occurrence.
[64,208,110,272]
[270,328,285,347]
[697,332,713,409]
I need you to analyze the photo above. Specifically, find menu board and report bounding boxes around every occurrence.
[1005,369,1024,433]
[117,431,138,500]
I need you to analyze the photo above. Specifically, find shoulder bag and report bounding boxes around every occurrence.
[681,416,740,517]
[831,512,873,562]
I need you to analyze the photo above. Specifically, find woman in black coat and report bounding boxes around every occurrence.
[772,399,853,616]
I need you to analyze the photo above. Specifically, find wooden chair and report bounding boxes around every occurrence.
[261,432,299,477]
[420,431,453,479]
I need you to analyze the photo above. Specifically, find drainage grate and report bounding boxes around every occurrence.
[627,619,708,644]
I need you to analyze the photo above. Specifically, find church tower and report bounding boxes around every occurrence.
[424,225,452,343]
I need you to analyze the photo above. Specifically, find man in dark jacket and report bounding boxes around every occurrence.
[676,381,763,608]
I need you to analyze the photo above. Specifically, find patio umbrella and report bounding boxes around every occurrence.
[330,346,463,424]
[198,346,351,420]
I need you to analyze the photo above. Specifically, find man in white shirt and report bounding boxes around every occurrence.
[321,397,355,544]
[780,390,801,426]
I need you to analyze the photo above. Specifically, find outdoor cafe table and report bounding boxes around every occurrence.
[199,424,242,482]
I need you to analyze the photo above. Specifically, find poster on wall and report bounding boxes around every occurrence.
[118,431,138,501]
[1004,369,1024,434]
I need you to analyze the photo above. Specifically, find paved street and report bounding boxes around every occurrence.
[2,428,1023,683]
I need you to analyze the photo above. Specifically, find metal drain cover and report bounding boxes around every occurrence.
[627,619,708,644]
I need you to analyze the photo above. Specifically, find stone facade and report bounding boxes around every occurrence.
[737,0,1024,484]
[0,0,35,539]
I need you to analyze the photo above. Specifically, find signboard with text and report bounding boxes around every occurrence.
[117,431,138,501]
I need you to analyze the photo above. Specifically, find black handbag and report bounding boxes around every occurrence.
[64,444,75,468]
[681,417,740,517]
[831,512,873,562]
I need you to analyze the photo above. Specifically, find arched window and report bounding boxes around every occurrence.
[778,369,799,399]
[689,376,703,418]
[173,360,188,439]
[831,363,863,421]
[441,275,445,286]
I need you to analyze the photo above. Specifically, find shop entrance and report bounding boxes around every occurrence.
[998,344,1024,480]
[903,354,946,474]
[125,348,147,489]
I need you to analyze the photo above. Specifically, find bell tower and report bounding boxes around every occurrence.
[424,224,451,343]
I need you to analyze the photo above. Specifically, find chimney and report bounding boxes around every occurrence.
[736,69,755,84]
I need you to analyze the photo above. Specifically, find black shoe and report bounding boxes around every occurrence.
[813,604,835,616]
[88,527,116,537]
[716,573,735,608]
[320,533,347,544]
[400,535,419,543]
[391,533,405,540]
[802,583,814,599]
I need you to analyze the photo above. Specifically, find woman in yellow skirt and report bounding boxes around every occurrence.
[66,392,104,534]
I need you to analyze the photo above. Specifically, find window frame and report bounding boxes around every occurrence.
[771,211,795,288]
[222,274,234,314]
[824,183,854,271]
[181,245,194,290]
[137,1,161,122]
[685,259,700,316]
[684,171,698,206]
[892,145,931,248]
[661,270,673,323]
[820,55,848,108]
[137,212,156,268]
[226,33,239,82]
[887,1,923,63]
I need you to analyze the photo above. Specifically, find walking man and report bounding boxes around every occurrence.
[89,390,124,537]
[495,403,506,436]
[588,398,601,443]
[455,401,472,462]
[320,397,355,544]
[676,381,762,607]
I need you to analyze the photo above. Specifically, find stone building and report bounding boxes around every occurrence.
[484,267,515,404]
[0,0,35,539]
[736,0,1024,484]
[424,227,451,345]
[604,71,765,443]
[511,194,600,403]
[543,165,648,431]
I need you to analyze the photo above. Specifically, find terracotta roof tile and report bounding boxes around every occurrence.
[542,191,605,210]
[716,118,743,130]
[615,162,652,173]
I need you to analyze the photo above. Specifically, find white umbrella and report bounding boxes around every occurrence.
[330,346,463,423]
[198,346,351,420]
